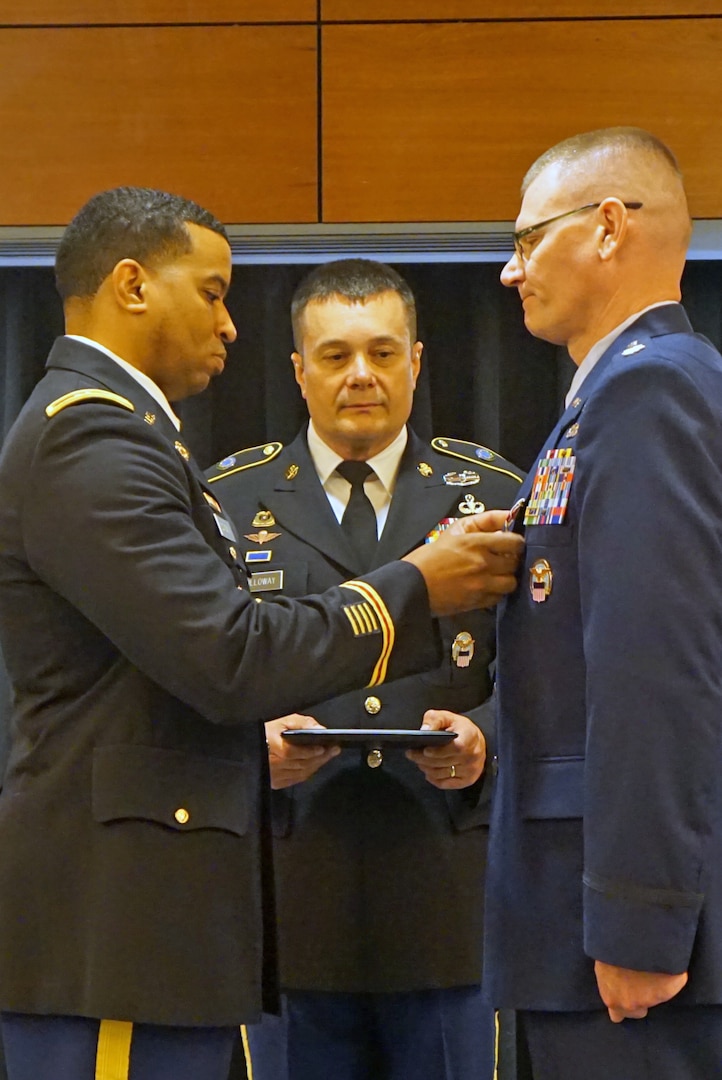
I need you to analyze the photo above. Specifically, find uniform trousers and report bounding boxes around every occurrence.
[1,1012,237,1080]
[519,1004,722,1080]
[243,986,495,1080]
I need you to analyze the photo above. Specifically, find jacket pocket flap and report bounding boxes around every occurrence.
[92,744,249,836]
[521,756,584,819]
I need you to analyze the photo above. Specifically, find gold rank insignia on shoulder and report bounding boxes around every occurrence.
[452,631,475,668]
[252,509,276,528]
[174,441,190,461]
[417,462,433,477]
[458,493,485,514]
[443,470,480,486]
[530,558,553,603]
[45,389,135,418]
[621,340,646,356]
[285,463,299,480]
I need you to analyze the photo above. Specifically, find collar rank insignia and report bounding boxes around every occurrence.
[252,509,276,528]
[285,464,299,480]
[621,340,646,356]
[174,441,190,461]
[530,558,553,602]
[144,412,156,425]
[459,493,485,515]
[565,423,580,439]
[417,462,433,477]
[443,470,481,486]
[244,529,281,545]
[572,397,583,408]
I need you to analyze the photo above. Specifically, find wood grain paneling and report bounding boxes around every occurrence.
[323,19,722,221]
[0,26,317,225]
[323,1,722,19]
[0,1,316,24]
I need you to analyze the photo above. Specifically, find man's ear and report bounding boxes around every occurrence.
[291,351,307,399]
[597,198,630,263]
[411,341,423,387]
[111,259,149,313]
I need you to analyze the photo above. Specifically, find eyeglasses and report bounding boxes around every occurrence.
[512,201,644,262]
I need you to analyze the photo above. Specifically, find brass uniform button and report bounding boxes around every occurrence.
[364,696,382,715]
[367,748,383,769]
[174,808,190,825]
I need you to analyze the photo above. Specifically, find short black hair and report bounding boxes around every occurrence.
[290,258,417,348]
[55,186,229,301]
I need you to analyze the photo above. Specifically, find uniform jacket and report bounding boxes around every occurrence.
[0,338,441,1027]
[485,304,722,1010]
[208,428,522,992]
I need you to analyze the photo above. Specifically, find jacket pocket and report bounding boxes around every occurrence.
[92,744,249,836]
[521,755,584,820]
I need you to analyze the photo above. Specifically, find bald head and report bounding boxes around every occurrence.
[502,127,692,361]
[523,126,692,263]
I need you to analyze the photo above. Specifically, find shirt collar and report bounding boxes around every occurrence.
[565,302,680,408]
[65,335,181,430]
[306,420,408,496]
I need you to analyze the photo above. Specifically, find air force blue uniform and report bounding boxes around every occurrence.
[486,304,722,1078]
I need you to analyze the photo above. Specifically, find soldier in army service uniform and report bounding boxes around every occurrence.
[209,259,523,1080]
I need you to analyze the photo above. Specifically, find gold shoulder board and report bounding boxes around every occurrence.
[431,436,522,484]
[45,389,135,418]
[207,442,284,483]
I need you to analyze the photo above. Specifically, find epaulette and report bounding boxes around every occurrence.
[45,389,135,418]
[431,436,522,484]
[207,441,284,483]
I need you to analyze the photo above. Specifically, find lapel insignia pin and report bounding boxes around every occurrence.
[244,529,281,545]
[144,412,156,425]
[174,441,190,461]
[458,493,485,515]
[452,632,475,668]
[418,462,433,477]
[444,470,481,486]
[252,509,276,528]
[565,423,580,439]
[203,492,222,514]
[285,464,299,480]
[621,341,646,356]
[530,558,553,602]
[572,397,583,408]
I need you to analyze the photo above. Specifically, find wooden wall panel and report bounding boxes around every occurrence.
[0,1,316,24]
[322,19,722,221]
[323,1,722,18]
[0,26,317,225]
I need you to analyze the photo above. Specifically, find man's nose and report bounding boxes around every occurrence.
[500,253,524,288]
[347,353,374,382]
[218,302,237,343]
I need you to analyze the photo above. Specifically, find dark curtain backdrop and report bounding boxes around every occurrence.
[2,260,722,771]
[0,261,721,1077]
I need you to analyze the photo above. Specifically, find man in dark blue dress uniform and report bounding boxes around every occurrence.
[487,126,722,1079]
[209,259,523,1080]
[0,190,523,1080]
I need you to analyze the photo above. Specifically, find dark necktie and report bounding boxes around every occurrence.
[336,460,378,570]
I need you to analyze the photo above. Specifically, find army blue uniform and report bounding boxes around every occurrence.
[0,339,441,1080]
[208,428,522,1080]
